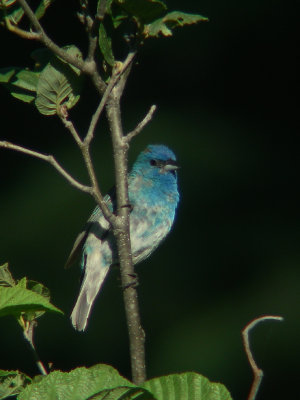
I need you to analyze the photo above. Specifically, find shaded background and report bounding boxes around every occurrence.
[1,1,299,399]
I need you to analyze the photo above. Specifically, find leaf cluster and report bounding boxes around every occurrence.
[0,46,83,115]
[0,0,207,116]
[0,263,62,319]
[1,364,232,400]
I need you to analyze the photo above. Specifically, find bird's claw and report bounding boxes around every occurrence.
[121,203,133,212]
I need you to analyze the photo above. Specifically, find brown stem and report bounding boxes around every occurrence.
[21,318,47,376]
[106,85,146,384]
[242,315,283,400]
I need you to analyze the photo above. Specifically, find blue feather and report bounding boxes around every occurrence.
[66,144,179,331]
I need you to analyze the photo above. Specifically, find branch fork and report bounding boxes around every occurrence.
[1,0,159,386]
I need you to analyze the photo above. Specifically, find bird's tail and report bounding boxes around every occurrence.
[71,264,110,331]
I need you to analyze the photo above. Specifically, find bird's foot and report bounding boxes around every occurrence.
[121,203,133,212]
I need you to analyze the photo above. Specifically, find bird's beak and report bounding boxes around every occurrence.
[164,163,180,172]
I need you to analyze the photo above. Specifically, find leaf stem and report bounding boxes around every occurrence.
[22,318,48,376]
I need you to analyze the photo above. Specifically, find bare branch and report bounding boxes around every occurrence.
[59,111,83,147]
[125,105,157,143]
[84,53,137,146]
[242,315,284,400]
[0,140,91,193]
[4,18,40,39]
[57,113,116,224]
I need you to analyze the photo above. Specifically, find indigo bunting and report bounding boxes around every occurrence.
[66,144,179,331]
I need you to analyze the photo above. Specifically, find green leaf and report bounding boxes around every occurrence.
[81,387,153,400]
[141,372,232,400]
[11,89,36,103]
[0,67,39,103]
[0,0,24,25]
[56,45,83,76]
[35,0,54,21]
[35,46,83,115]
[12,69,39,92]
[23,280,51,321]
[116,0,167,24]
[18,364,140,400]
[0,263,15,287]
[0,370,31,399]
[0,278,63,318]
[99,22,115,67]
[144,11,208,38]
[0,67,17,83]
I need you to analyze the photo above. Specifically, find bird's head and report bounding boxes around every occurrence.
[131,144,179,184]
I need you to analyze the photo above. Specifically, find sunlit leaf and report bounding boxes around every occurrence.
[18,364,139,400]
[142,372,232,400]
[0,0,24,25]
[0,370,31,400]
[12,69,39,91]
[0,67,17,83]
[144,11,208,38]
[0,277,63,317]
[35,0,54,21]
[0,263,15,287]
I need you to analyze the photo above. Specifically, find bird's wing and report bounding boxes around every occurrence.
[64,193,114,269]
[64,229,89,269]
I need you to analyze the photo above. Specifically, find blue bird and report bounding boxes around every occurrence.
[66,144,179,331]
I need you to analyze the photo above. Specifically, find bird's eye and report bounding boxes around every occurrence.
[150,159,157,166]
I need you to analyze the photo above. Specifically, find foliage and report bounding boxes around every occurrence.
[0,1,234,400]
[0,0,208,115]
[0,364,232,400]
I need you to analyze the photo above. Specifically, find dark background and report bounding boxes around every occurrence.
[1,1,299,399]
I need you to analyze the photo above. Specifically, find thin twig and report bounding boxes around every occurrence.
[57,115,116,224]
[125,105,157,143]
[84,53,137,146]
[242,315,284,400]
[0,140,91,193]
[59,113,83,147]
[4,19,40,39]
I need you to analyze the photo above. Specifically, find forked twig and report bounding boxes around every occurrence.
[0,140,91,193]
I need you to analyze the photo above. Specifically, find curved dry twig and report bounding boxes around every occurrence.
[242,315,284,400]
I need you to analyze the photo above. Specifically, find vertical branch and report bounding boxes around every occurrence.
[106,85,146,385]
